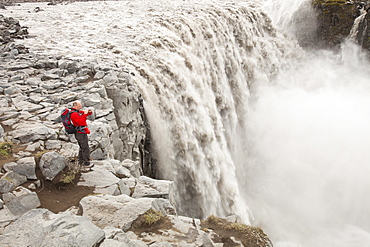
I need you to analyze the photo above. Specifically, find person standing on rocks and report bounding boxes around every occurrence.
[70,101,94,170]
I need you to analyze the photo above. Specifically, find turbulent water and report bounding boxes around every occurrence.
[3,0,370,246]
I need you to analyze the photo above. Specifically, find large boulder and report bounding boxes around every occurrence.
[2,187,40,216]
[39,151,67,181]
[132,176,172,199]
[79,194,176,231]
[0,208,105,247]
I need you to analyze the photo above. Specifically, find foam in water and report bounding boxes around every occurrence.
[243,41,370,246]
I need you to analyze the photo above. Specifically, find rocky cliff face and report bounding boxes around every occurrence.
[310,0,370,51]
[312,0,359,48]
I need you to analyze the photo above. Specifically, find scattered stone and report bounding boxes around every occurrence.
[10,125,57,143]
[4,157,37,180]
[2,187,40,216]
[0,172,27,193]
[122,159,142,178]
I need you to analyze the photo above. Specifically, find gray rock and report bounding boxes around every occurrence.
[14,101,43,112]
[0,172,27,193]
[89,85,108,98]
[0,199,3,209]
[78,166,119,194]
[28,95,45,104]
[120,177,136,189]
[13,151,33,159]
[7,63,30,71]
[58,60,79,73]
[34,59,58,69]
[0,124,4,141]
[122,159,142,178]
[0,111,21,121]
[117,179,131,196]
[4,157,37,180]
[3,86,21,95]
[44,140,61,150]
[88,121,115,160]
[72,75,89,84]
[39,151,67,180]
[80,194,172,231]
[0,208,105,247]
[41,73,60,81]
[115,166,132,178]
[10,126,57,143]
[101,226,148,247]
[2,187,40,216]
[94,70,105,80]
[132,176,172,199]
[152,198,177,216]
[25,142,42,152]
[40,80,62,90]
[0,206,17,234]
[102,72,119,85]
[77,68,91,77]
[59,142,79,158]
[150,242,173,247]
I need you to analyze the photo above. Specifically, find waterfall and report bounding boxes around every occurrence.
[348,12,367,45]
[130,1,300,221]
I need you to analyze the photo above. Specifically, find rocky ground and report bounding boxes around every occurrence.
[0,13,272,247]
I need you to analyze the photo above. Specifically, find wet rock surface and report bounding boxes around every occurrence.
[310,0,370,50]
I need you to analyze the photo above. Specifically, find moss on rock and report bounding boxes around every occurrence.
[201,215,273,247]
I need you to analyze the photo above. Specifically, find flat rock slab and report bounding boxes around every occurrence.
[78,166,120,189]
[0,208,105,247]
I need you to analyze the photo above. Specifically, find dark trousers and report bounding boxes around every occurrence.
[75,132,90,166]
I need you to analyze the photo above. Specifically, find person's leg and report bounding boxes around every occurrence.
[75,133,90,166]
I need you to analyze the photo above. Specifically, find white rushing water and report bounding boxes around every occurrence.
[3,0,370,246]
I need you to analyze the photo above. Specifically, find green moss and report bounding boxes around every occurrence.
[201,215,272,247]
[0,141,13,158]
[143,209,165,225]
[60,171,76,184]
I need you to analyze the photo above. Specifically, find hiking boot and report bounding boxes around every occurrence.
[80,163,94,172]
[82,163,94,168]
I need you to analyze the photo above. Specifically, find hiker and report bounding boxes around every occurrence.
[70,101,94,169]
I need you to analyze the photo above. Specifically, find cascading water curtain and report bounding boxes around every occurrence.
[131,1,299,223]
